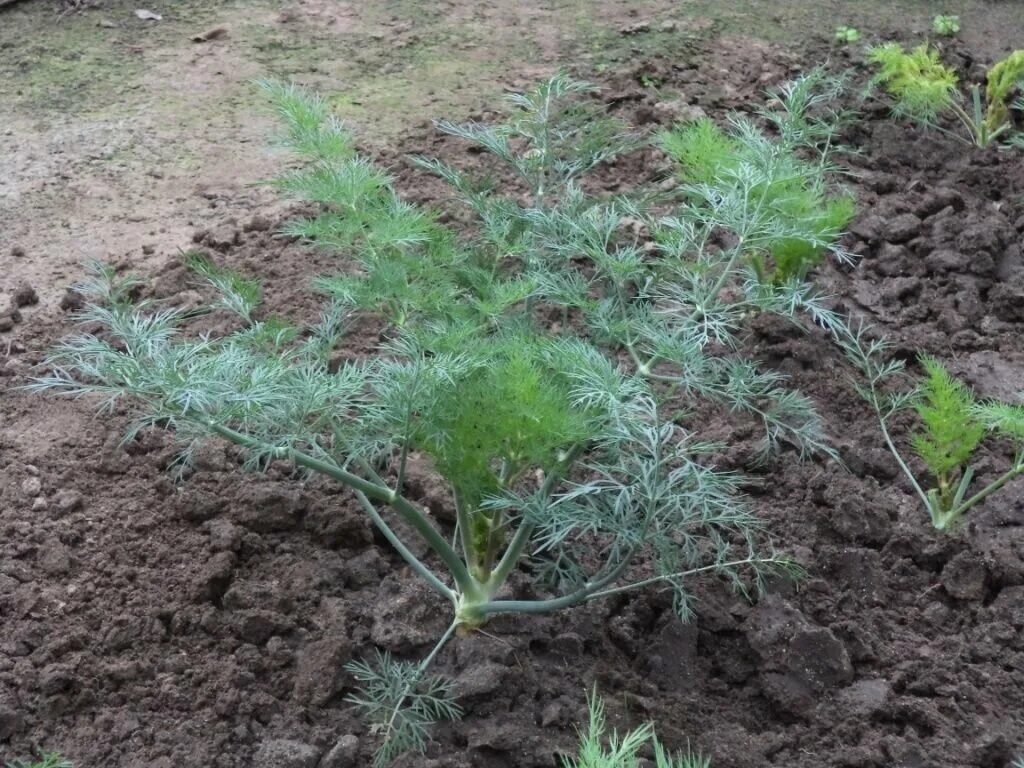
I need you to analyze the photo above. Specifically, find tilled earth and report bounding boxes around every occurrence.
[2,28,1024,768]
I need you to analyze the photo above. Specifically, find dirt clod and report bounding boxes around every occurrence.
[11,282,38,307]
[252,740,320,768]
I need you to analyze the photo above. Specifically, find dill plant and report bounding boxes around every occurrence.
[868,43,1024,147]
[564,690,710,768]
[843,330,1024,531]
[932,14,960,36]
[659,98,855,285]
[834,26,862,45]
[30,73,855,764]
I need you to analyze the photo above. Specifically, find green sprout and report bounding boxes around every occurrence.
[843,332,1024,531]
[564,690,711,768]
[5,754,73,768]
[932,14,960,36]
[868,43,1024,147]
[834,26,862,44]
[30,74,849,765]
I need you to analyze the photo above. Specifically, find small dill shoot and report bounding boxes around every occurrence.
[345,648,462,768]
[911,356,985,515]
[563,690,711,768]
[868,43,1024,147]
[842,331,1024,531]
[5,754,73,768]
[834,26,861,44]
[932,14,960,36]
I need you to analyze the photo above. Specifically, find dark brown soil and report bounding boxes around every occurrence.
[2,28,1024,768]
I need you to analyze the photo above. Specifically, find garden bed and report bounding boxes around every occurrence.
[2,16,1023,768]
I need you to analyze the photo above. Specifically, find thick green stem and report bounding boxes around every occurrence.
[485,443,585,593]
[871,401,933,512]
[352,490,454,603]
[206,422,478,595]
[478,545,638,617]
[937,460,1024,529]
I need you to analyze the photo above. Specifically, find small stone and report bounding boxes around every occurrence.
[319,735,359,768]
[142,244,156,255]
[252,739,320,768]
[20,476,42,497]
[32,496,47,511]
[10,246,26,258]
[12,282,38,307]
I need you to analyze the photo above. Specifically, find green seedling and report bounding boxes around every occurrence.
[660,68,855,285]
[639,73,663,89]
[834,26,862,44]
[5,754,73,768]
[563,689,710,768]
[932,14,960,36]
[844,332,1024,531]
[30,74,846,765]
[868,43,1024,147]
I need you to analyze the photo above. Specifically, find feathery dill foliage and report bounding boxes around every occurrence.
[563,690,710,768]
[842,328,1024,531]
[5,755,73,768]
[659,79,855,285]
[346,651,461,768]
[868,43,1024,148]
[33,74,832,765]
[910,355,985,504]
[932,14,960,36]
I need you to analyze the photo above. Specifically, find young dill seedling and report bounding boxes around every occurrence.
[834,26,862,45]
[5,754,73,768]
[31,75,826,765]
[868,43,1024,148]
[932,14,960,36]
[564,690,710,768]
[842,328,1024,531]
[910,356,985,515]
